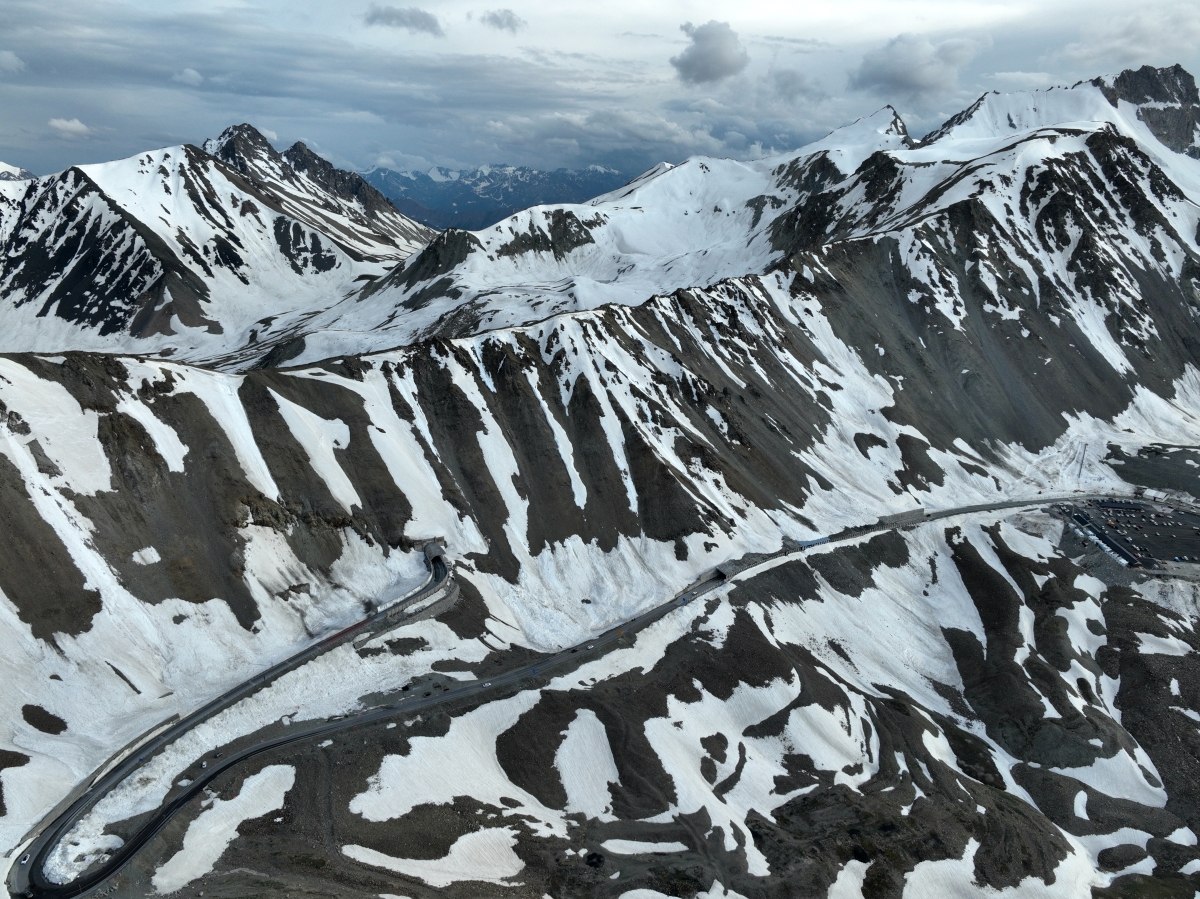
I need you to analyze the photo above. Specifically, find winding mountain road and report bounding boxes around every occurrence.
[7,544,450,899]
[5,491,1144,898]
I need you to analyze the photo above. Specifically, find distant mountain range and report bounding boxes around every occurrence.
[364,163,631,229]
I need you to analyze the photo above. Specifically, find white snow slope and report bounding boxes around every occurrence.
[3,268,1200,885]
[1,65,1200,896]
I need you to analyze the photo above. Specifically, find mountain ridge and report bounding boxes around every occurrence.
[0,126,435,365]
[3,64,1200,898]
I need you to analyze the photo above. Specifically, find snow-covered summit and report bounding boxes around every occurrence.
[202,123,434,261]
[0,127,435,363]
[925,62,1200,160]
[800,105,916,174]
[0,160,33,182]
[202,123,279,174]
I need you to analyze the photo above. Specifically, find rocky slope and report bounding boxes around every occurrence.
[2,65,1200,898]
[202,125,434,262]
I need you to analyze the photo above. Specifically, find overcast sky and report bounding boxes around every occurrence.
[2,0,1199,176]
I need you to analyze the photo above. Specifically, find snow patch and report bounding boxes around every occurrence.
[343,827,524,888]
[601,840,688,855]
[151,765,295,893]
[554,709,620,821]
[132,547,161,566]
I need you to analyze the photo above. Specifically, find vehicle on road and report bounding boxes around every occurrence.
[20,855,29,865]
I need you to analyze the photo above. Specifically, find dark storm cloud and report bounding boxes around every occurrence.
[849,33,982,100]
[480,9,527,33]
[669,21,749,84]
[0,0,725,174]
[364,5,443,36]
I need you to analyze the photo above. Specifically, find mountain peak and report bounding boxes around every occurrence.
[0,160,34,182]
[798,105,917,172]
[1094,63,1199,108]
[821,106,914,144]
[202,123,282,178]
[280,141,327,173]
[922,64,1200,159]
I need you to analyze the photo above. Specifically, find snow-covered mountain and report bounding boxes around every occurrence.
[0,125,434,364]
[8,65,1198,373]
[202,125,433,261]
[365,162,629,229]
[262,70,1200,379]
[926,63,1200,156]
[3,65,1200,898]
[0,162,33,183]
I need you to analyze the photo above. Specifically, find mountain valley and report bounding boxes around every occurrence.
[1,63,1200,899]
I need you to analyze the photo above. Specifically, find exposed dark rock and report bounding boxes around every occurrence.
[21,704,66,735]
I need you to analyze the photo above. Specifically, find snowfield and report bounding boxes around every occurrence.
[2,63,1200,898]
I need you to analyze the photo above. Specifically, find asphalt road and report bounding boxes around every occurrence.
[5,491,1145,899]
[7,545,450,899]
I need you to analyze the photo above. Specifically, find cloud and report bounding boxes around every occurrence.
[758,36,828,50]
[364,5,443,36]
[850,33,982,100]
[480,9,526,33]
[172,67,203,86]
[1062,4,1200,66]
[669,21,749,85]
[770,68,817,101]
[987,71,1056,89]
[48,117,90,139]
[372,149,431,172]
[0,0,1047,177]
[0,50,25,72]
[525,106,728,159]
[260,127,278,141]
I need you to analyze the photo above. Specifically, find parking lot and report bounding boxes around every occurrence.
[1063,499,1200,568]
